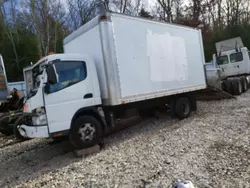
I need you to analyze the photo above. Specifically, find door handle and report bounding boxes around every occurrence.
[84,93,93,99]
[237,65,240,68]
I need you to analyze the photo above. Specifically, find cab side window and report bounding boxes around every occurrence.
[217,55,228,65]
[49,61,87,93]
[230,52,243,63]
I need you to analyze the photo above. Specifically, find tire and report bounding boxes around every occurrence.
[174,97,191,120]
[240,77,248,92]
[0,129,13,136]
[221,81,226,92]
[232,79,242,96]
[69,115,103,149]
[0,119,13,136]
[225,80,233,94]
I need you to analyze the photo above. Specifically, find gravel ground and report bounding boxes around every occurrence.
[0,92,250,188]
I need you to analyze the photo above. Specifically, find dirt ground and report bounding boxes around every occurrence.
[0,91,249,188]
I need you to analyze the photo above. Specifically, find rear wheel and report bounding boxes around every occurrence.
[225,80,233,94]
[240,77,248,92]
[232,79,242,96]
[221,81,226,92]
[174,97,191,120]
[69,115,103,149]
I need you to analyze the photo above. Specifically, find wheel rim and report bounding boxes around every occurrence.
[244,80,247,90]
[79,123,96,142]
[182,102,190,116]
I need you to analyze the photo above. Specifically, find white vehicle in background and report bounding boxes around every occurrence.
[0,55,8,102]
[0,55,25,137]
[18,12,207,149]
[212,37,250,95]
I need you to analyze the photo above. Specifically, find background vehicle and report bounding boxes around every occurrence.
[212,37,250,95]
[0,55,25,138]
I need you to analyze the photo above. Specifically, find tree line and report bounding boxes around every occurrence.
[0,0,250,82]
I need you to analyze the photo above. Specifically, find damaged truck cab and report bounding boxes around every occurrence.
[20,54,102,139]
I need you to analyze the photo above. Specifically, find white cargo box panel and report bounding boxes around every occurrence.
[64,13,207,106]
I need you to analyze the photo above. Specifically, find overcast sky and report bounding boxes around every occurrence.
[143,0,157,9]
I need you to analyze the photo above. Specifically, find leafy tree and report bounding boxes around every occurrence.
[139,8,153,19]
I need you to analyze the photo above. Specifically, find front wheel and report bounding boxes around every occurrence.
[69,115,103,149]
[174,97,191,120]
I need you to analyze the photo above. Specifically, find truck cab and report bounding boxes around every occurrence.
[19,53,102,139]
[211,37,250,95]
[213,47,250,79]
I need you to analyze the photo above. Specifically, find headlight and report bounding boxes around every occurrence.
[32,107,47,125]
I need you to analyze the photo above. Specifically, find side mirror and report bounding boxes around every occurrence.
[46,64,58,85]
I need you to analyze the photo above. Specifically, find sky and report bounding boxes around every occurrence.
[142,0,157,10]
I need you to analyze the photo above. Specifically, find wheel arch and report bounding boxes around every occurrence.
[172,93,197,111]
[70,107,107,133]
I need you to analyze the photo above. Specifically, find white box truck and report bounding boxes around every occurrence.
[211,37,250,95]
[18,12,207,149]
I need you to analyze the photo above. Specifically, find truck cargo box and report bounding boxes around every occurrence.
[64,13,207,106]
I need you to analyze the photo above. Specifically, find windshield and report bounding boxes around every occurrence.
[48,61,87,93]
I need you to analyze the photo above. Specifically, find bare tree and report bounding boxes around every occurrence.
[174,0,183,22]
[0,0,23,69]
[67,0,97,30]
[157,0,174,22]
[133,0,142,16]
[24,0,68,56]
[112,0,133,14]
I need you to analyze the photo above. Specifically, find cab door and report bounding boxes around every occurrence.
[43,58,96,134]
[217,55,231,78]
[229,51,245,75]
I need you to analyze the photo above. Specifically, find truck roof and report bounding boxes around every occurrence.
[24,53,90,71]
[219,47,249,56]
[64,12,199,46]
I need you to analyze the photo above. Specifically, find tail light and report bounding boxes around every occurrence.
[23,103,27,112]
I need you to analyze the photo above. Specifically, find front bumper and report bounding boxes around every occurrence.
[18,124,49,138]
